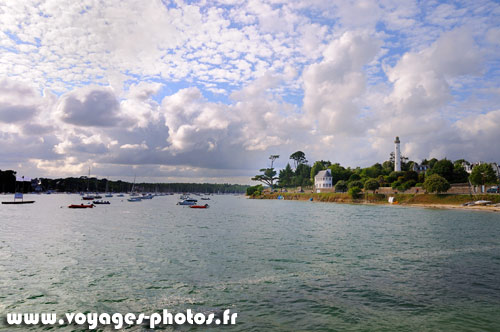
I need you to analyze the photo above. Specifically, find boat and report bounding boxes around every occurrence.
[104,179,113,197]
[127,197,142,202]
[1,179,35,204]
[68,204,94,208]
[82,167,95,200]
[93,200,110,204]
[201,197,210,200]
[177,199,198,205]
[141,194,154,199]
[189,204,209,209]
[2,193,35,205]
[117,193,124,197]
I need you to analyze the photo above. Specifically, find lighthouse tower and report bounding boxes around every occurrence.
[394,136,401,172]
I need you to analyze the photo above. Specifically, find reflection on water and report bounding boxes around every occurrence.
[1,194,500,331]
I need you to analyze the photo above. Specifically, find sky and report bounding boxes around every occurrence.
[0,0,500,184]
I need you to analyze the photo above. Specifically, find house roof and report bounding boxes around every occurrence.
[315,169,331,179]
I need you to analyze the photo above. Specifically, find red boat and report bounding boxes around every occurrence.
[189,204,209,209]
[68,204,94,209]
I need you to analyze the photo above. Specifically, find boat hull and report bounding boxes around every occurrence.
[2,201,35,204]
[68,204,94,208]
[189,204,209,209]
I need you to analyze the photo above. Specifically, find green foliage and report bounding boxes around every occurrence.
[246,184,263,196]
[328,163,353,184]
[469,163,498,185]
[289,151,308,168]
[348,180,364,189]
[0,169,17,193]
[310,161,328,181]
[348,186,362,199]
[252,168,279,189]
[452,164,469,183]
[335,180,348,193]
[348,173,361,182]
[423,174,451,193]
[360,163,384,178]
[364,179,380,192]
[427,159,454,181]
[279,163,294,187]
[294,163,312,187]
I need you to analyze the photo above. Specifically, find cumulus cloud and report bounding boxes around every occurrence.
[57,87,124,127]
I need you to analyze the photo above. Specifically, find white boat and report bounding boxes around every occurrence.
[177,199,198,206]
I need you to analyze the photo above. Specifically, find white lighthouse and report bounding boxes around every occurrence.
[394,136,401,172]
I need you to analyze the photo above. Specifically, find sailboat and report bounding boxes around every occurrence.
[105,178,113,198]
[2,176,35,204]
[82,167,95,200]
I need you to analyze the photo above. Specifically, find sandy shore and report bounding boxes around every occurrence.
[402,203,500,213]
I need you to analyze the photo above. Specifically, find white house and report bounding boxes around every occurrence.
[314,169,333,192]
[412,163,430,174]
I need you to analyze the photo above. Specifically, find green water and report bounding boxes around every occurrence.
[1,194,500,331]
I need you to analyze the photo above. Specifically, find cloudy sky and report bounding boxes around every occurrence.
[1,0,499,184]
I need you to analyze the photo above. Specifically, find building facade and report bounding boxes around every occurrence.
[314,169,333,192]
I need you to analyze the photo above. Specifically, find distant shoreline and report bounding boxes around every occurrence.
[251,192,500,213]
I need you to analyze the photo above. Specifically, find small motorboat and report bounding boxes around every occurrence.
[68,204,94,208]
[177,199,198,206]
[127,197,142,202]
[93,200,110,205]
[189,204,209,209]
[82,195,95,200]
[201,197,210,200]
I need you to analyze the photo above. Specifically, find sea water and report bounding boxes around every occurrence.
[1,194,500,331]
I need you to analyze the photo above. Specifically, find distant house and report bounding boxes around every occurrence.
[412,163,430,174]
[465,162,500,179]
[314,169,333,192]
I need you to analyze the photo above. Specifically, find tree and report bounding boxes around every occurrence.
[252,168,279,189]
[246,184,263,196]
[278,163,294,187]
[289,151,308,169]
[423,174,450,193]
[469,163,497,186]
[348,180,364,189]
[310,161,326,181]
[310,160,331,181]
[293,163,312,187]
[364,179,380,193]
[452,164,469,183]
[348,186,361,199]
[269,155,279,168]
[427,159,454,181]
[328,163,353,184]
[335,180,347,192]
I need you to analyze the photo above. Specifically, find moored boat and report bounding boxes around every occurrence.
[189,204,209,209]
[93,200,110,204]
[177,199,198,205]
[68,204,94,208]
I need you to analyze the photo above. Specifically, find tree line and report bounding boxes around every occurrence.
[250,152,499,195]
[0,170,248,194]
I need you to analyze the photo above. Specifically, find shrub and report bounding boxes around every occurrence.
[348,186,362,199]
[335,180,348,192]
[348,180,364,189]
[364,179,380,192]
[423,174,450,193]
[246,184,263,196]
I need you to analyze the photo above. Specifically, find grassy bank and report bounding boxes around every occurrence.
[253,192,500,206]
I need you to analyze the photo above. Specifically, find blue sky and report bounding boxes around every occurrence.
[0,0,499,183]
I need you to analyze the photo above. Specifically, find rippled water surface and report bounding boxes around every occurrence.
[1,194,500,331]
